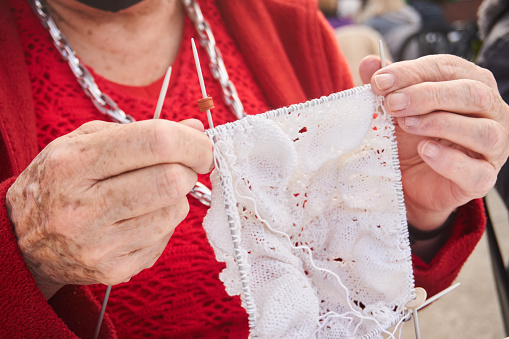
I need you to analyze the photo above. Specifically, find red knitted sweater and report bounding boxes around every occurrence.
[0,0,486,338]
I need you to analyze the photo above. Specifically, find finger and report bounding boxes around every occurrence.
[385,79,505,122]
[371,54,498,95]
[139,227,175,270]
[109,200,188,252]
[179,118,205,132]
[62,120,212,180]
[359,55,383,85]
[66,120,119,137]
[92,163,197,222]
[359,55,393,85]
[101,230,174,285]
[398,112,509,169]
[418,139,497,199]
[62,200,187,285]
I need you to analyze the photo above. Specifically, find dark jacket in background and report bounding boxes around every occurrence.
[477,0,509,206]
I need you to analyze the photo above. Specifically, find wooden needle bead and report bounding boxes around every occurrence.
[197,97,214,112]
[405,287,427,310]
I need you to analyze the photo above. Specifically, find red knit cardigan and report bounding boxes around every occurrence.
[0,0,485,337]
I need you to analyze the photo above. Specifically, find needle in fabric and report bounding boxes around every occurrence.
[383,26,460,335]
[93,66,173,339]
[379,40,427,339]
[191,38,215,128]
[416,282,461,312]
[406,282,460,339]
[379,40,386,68]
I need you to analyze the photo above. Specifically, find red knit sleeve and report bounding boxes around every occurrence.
[412,198,486,297]
[0,177,117,338]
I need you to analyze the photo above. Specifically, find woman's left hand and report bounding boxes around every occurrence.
[359,54,509,231]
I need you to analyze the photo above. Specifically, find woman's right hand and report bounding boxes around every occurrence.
[6,119,213,299]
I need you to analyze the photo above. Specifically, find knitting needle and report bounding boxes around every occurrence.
[412,308,421,339]
[379,40,386,68]
[191,38,214,128]
[154,66,173,119]
[93,285,112,339]
[416,282,460,311]
[93,67,173,339]
[406,282,460,339]
[376,40,388,119]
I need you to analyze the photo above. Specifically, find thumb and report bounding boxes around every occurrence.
[179,118,205,132]
[69,120,119,136]
[359,55,392,85]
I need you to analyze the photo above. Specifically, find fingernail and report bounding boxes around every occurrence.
[422,141,440,159]
[374,74,395,90]
[387,92,409,111]
[404,116,420,127]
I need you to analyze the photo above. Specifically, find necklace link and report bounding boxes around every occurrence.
[30,0,243,122]
[28,0,250,205]
[182,0,245,120]
[30,0,135,124]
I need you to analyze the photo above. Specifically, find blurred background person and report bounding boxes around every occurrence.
[356,0,422,59]
[322,0,479,64]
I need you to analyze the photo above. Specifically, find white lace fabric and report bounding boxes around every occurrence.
[203,85,414,338]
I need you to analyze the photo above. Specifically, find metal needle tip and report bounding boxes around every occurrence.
[379,40,386,68]
[153,66,172,120]
[191,38,214,129]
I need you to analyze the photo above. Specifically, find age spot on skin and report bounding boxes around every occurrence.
[73,199,83,208]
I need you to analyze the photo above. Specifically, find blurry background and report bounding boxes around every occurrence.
[320,0,482,84]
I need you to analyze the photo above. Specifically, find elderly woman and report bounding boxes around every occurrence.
[1,0,508,337]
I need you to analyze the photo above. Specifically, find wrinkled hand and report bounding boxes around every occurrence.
[6,119,213,299]
[360,54,509,231]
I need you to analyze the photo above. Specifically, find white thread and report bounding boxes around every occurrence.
[228,175,410,339]
[233,186,382,337]
[213,145,257,329]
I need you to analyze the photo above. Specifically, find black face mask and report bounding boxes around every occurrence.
[76,0,145,12]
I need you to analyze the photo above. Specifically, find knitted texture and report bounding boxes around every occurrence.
[204,86,414,338]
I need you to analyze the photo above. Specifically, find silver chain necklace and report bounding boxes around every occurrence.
[29,0,247,206]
